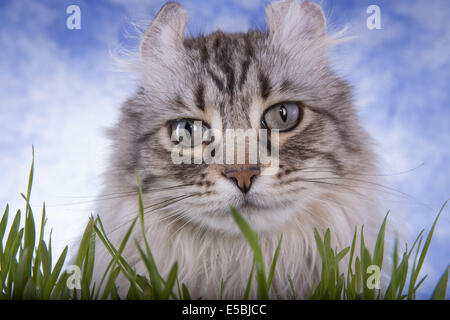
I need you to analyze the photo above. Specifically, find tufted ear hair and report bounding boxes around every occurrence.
[266,0,326,44]
[140,2,187,60]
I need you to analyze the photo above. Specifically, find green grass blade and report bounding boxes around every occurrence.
[336,247,350,263]
[32,203,47,284]
[43,246,68,299]
[7,228,24,274]
[431,266,449,300]
[268,235,282,289]
[4,210,21,262]
[230,207,268,299]
[101,267,121,300]
[182,283,191,300]
[396,252,410,299]
[97,216,138,296]
[38,203,47,245]
[244,260,255,300]
[83,228,96,293]
[23,202,36,259]
[0,205,9,243]
[218,279,224,300]
[414,275,428,292]
[25,146,34,212]
[39,240,51,281]
[93,222,137,288]
[313,229,326,262]
[136,172,163,298]
[230,207,260,259]
[408,200,447,299]
[161,262,178,299]
[75,217,95,268]
[12,247,32,299]
[23,278,36,299]
[51,272,70,300]
[373,212,389,268]
[288,276,296,299]
[135,239,162,299]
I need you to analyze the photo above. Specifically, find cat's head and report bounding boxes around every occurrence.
[108,0,377,233]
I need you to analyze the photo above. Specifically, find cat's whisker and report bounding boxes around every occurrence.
[291,162,424,178]
[284,177,392,198]
[301,189,375,212]
[296,174,432,210]
[50,190,137,199]
[294,171,406,194]
[38,184,196,207]
[41,193,139,207]
[172,211,199,238]
[155,210,187,227]
[283,168,399,195]
[95,183,195,199]
[142,193,199,213]
[100,193,200,237]
[147,194,221,234]
[304,176,408,196]
[162,210,193,232]
[288,177,431,210]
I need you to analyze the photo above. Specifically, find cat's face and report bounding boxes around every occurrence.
[110,1,376,233]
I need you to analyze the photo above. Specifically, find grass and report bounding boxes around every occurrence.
[0,149,448,300]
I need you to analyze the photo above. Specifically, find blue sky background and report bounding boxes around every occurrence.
[0,0,449,298]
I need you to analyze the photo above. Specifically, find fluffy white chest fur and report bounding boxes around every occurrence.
[94,183,384,299]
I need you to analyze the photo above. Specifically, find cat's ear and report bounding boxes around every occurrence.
[266,0,326,42]
[140,2,187,60]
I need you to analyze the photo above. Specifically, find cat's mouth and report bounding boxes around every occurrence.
[234,193,275,211]
[239,198,260,209]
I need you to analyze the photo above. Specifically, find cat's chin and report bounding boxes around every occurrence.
[190,201,298,234]
[235,197,268,211]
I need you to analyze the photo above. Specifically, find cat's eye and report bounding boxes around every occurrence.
[262,102,303,131]
[171,119,209,147]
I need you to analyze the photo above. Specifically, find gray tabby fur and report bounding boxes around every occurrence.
[94,0,391,299]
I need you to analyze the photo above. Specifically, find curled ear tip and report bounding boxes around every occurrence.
[140,1,187,59]
[302,1,326,26]
[161,1,182,9]
[159,1,186,14]
[301,1,324,11]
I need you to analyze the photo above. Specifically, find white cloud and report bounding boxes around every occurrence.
[0,1,134,255]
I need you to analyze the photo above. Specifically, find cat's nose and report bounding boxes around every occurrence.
[222,167,261,194]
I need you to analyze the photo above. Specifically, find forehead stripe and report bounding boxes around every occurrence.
[194,83,205,111]
[258,71,271,99]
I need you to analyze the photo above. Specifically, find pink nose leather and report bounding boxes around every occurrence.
[222,168,261,194]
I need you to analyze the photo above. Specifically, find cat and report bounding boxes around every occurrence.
[94,0,390,299]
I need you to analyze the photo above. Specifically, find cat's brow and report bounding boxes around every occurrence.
[279,79,295,93]
[212,35,236,102]
[206,66,225,92]
[258,71,272,99]
[194,83,205,111]
[238,33,254,91]
[174,95,192,111]
[199,36,210,64]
